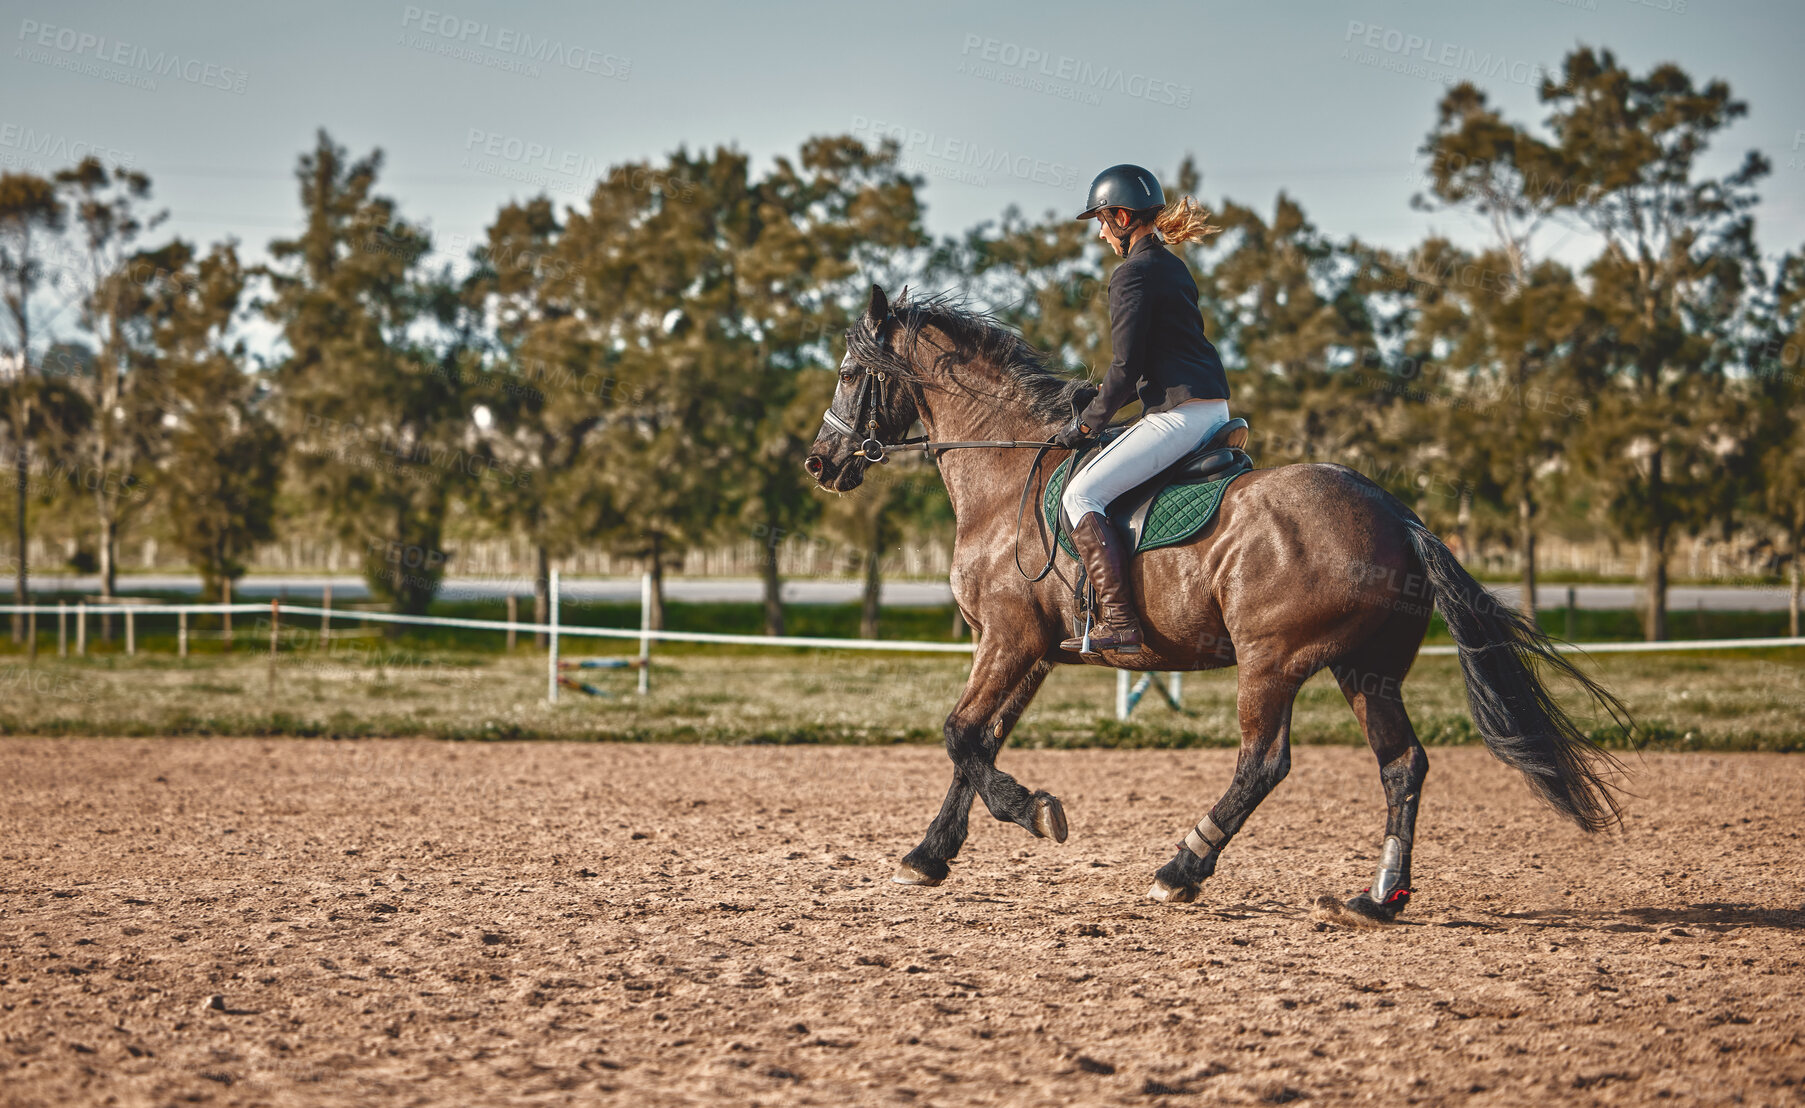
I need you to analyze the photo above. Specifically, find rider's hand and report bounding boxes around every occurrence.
[1052,423,1091,450]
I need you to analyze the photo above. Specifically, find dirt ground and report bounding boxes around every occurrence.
[3,740,1801,1106]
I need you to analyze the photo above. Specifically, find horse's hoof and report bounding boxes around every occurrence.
[1310,892,1406,928]
[1146,878,1198,904]
[1344,888,1410,922]
[891,861,945,887]
[1030,793,1068,843]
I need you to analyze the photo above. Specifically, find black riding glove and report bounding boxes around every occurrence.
[1052,423,1092,450]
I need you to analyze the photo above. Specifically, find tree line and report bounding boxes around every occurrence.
[1,46,1801,642]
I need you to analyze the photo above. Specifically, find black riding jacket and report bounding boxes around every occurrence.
[1076,233,1229,433]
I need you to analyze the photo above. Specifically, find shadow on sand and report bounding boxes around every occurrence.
[1497,902,1805,933]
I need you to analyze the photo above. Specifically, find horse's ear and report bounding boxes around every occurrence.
[865,283,889,324]
[898,284,909,305]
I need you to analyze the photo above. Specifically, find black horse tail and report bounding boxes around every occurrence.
[1404,521,1631,832]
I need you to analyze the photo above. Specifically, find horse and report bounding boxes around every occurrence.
[803,284,1629,919]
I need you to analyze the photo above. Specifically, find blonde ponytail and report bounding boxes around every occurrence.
[1152,195,1221,245]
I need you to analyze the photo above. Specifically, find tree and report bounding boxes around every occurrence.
[0,172,64,640]
[820,455,946,640]
[1541,47,1767,639]
[154,241,282,598]
[949,202,1105,370]
[1750,249,1805,634]
[1413,82,1590,614]
[713,136,927,635]
[263,131,468,616]
[1405,238,1592,610]
[555,139,926,634]
[1198,193,1387,476]
[465,194,615,642]
[54,158,168,621]
[554,153,724,631]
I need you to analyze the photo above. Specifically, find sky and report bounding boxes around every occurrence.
[5,0,1803,345]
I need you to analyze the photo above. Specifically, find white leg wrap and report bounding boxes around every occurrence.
[1181,814,1229,860]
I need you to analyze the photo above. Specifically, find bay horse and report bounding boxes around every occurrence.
[803,285,1629,919]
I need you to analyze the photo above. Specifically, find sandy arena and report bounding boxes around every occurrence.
[3,739,1801,1106]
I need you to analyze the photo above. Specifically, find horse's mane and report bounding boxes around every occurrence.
[844,289,1087,424]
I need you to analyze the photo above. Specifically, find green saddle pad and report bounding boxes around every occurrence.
[1043,458,1246,560]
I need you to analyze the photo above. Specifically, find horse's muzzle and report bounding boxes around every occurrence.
[803,438,867,491]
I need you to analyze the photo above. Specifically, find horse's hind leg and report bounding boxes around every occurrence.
[1148,661,1301,903]
[895,654,1057,886]
[1331,660,1429,921]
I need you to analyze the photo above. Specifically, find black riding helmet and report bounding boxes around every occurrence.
[1074,164,1165,220]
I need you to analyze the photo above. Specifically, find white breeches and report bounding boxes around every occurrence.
[1061,399,1232,521]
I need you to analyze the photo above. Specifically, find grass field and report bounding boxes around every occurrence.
[1,600,1801,750]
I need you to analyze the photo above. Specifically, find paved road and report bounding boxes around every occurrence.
[21,573,1800,611]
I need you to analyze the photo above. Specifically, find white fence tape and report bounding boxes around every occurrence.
[0,603,1798,656]
[0,604,270,615]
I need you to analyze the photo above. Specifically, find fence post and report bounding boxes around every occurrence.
[178,610,188,658]
[269,599,280,691]
[1566,586,1577,641]
[57,602,66,657]
[1791,558,1801,638]
[26,608,36,661]
[547,568,560,704]
[1168,671,1182,709]
[638,571,652,695]
[125,609,135,656]
[77,602,87,657]
[223,578,234,651]
[321,583,332,645]
[506,594,518,652]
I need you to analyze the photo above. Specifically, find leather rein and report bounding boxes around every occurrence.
[818,367,1073,586]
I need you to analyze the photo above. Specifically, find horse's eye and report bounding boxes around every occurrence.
[840,372,854,382]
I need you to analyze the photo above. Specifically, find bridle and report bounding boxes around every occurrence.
[820,355,1057,465]
[818,343,1077,587]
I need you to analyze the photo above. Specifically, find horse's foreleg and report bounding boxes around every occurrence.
[1148,664,1299,903]
[1333,663,1429,921]
[973,659,1060,837]
[894,652,1053,886]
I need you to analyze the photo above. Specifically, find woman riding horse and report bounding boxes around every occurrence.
[1054,164,1232,657]
[802,171,1629,920]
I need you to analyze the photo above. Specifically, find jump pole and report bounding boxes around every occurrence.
[1118,671,1185,721]
[638,571,651,695]
[547,568,560,704]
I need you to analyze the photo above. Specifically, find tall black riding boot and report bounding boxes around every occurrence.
[1059,512,1144,655]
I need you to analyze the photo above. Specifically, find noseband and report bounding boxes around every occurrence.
[821,362,901,463]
